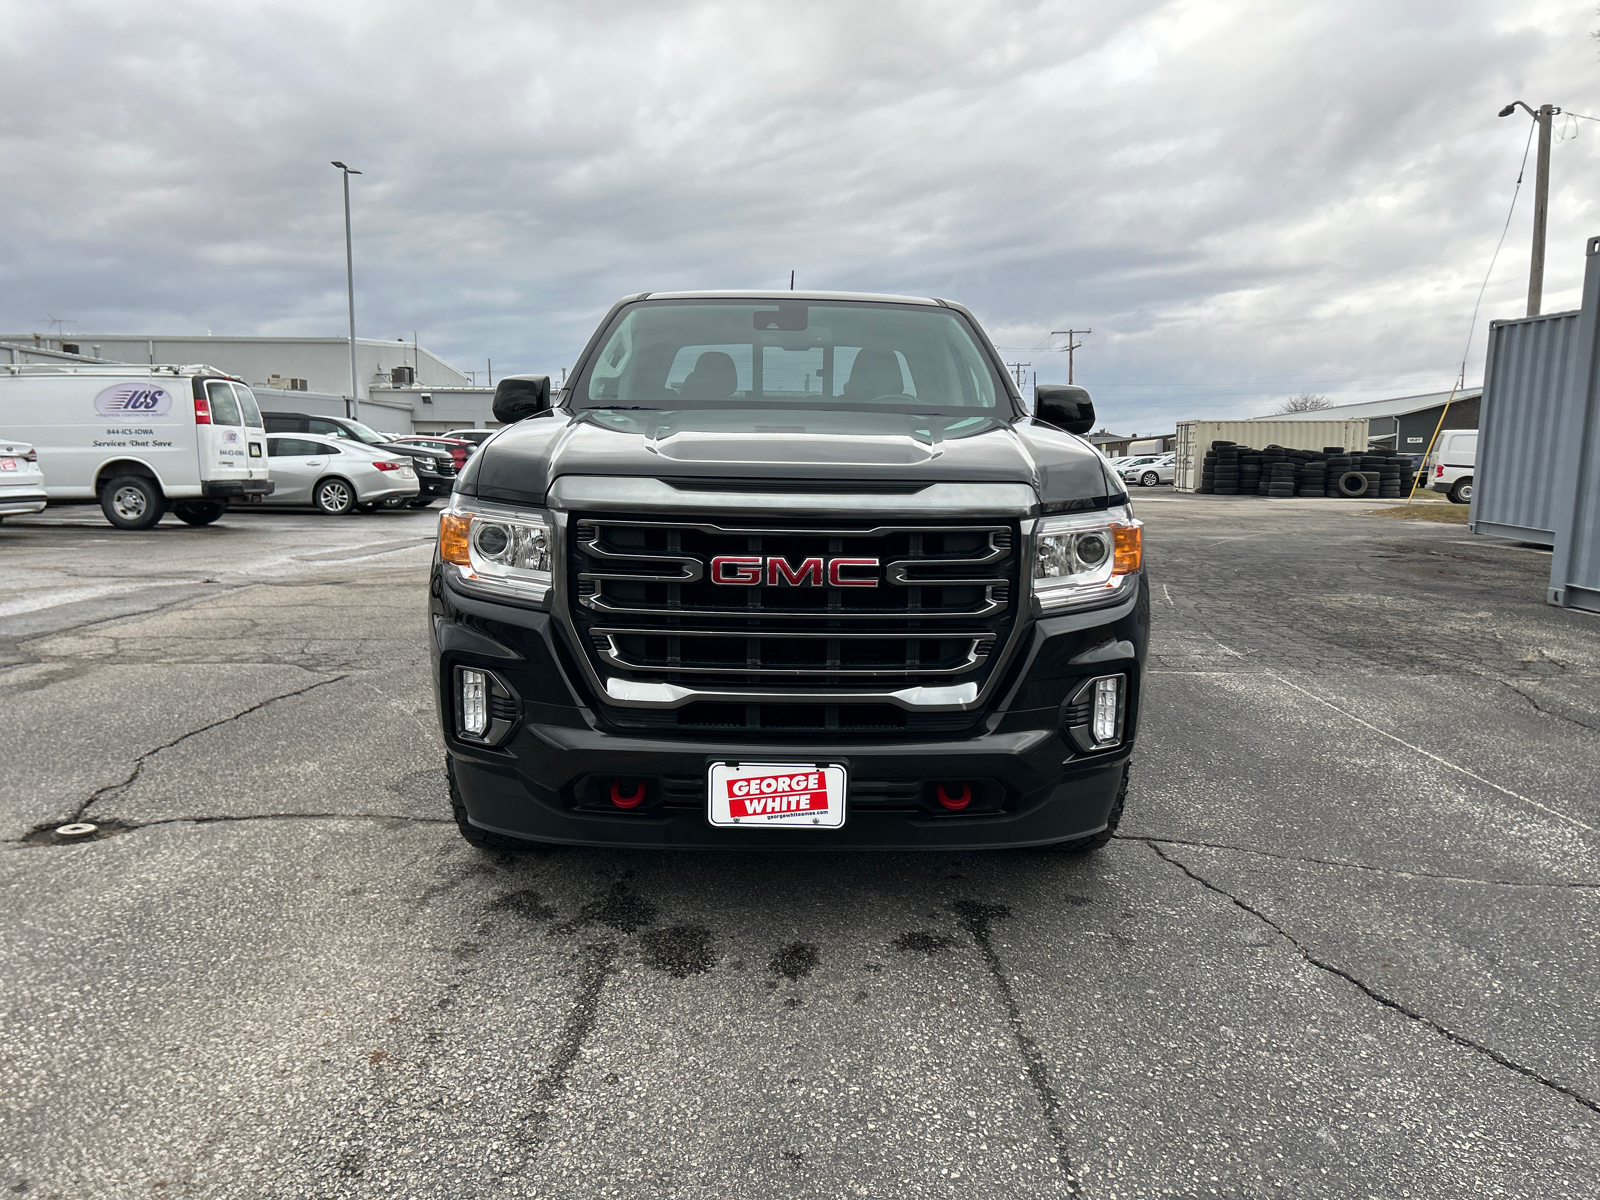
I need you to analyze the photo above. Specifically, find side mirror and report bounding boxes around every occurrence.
[492,374,552,424]
[1034,384,1095,435]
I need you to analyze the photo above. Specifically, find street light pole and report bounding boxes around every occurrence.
[1499,102,1559,317]
[331,161,363,418]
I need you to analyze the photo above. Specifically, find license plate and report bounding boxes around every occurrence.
[707,762,846,829]
[0,460,15,471]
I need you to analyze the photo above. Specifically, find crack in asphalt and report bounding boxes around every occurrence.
[1498,679,1600,734]
[953,900,1081,1195]
[67,675,348,824]
[1114,834,1600,890]
[520,940,619,1144]
[1148,842,1600,1118]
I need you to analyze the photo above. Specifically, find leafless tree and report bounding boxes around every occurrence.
[1275,392,1333,414]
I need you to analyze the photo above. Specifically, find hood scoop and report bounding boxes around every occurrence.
[652,429,939,467]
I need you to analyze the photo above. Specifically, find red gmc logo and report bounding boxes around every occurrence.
[710,555,879,587]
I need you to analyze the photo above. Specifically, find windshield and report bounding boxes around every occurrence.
[343,420,388,444]
[574,300,1008,413]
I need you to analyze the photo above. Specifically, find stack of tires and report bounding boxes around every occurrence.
[1193,442,1418,499]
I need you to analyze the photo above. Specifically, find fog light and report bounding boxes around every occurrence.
[1063,673,1127,753]
[460,668,488,736]
[1093,677,1121,744]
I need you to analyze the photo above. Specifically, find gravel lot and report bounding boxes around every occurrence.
[2,494,1596,1198]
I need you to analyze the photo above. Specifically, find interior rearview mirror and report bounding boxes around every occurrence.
[492,375,552,424]
[1034,384,1095,435]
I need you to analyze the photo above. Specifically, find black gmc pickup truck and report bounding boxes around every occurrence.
[431,291,1147,851]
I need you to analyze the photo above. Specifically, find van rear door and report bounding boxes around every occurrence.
[234,385,271,490]
[198,380,250,484]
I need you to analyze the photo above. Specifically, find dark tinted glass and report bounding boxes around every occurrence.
[575,300,1005,413]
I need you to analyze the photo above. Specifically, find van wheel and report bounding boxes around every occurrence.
[1448,479,1472,504]
[100,475,165,530]
[173,501,225,527]
[314,478,355,515]
[1052,761,1128,854]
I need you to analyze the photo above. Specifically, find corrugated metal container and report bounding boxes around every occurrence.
[1172,420,1372,491]
[1472,234,1600,612]
[1545,237,1600,611]
[1471,310,1579,544]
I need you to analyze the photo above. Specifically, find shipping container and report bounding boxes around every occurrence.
[1471,310,1579,544]
[1472,235,1600,612]
[1172,420,1373,492]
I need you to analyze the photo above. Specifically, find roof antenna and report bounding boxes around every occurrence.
[789,270,795,291]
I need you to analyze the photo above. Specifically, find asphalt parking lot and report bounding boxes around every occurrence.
[2,494,1596,1199]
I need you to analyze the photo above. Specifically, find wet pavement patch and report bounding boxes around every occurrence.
[640,924,716,977]
[894,930,957,954]
[489,889,558,921]
[769,941,819,981]
[579,883,657,934]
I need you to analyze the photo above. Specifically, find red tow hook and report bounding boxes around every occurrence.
[610,779,647,810]
[935,782,972,811]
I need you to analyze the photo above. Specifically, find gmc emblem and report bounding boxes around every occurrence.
[710,555,879,587]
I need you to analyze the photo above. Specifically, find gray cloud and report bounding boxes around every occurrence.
[2,0,1596,431]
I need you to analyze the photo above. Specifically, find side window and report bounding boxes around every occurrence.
[207,381,242,425]
[268,438,308,457]
[308,419,347,438]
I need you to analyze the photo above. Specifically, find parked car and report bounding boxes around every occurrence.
[390,435,476,471]
[1120,454,1175,487]
[1427,429,1477,504]
[261,413,455,507]
[442,428,496,447]
[0,439,48,523]
[0,365,272,529]
[260,435,418,514]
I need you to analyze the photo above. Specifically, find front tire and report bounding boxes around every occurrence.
[1448,478,1472,505]
[1051,761,1128,854]
[100,475,165,530]
[314,478,355,515]
[173,501,225,527]
[448,756,543,852]
[407,496,436,509]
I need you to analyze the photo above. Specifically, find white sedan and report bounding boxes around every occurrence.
[0,439,48,522]
[259,435,420,514]
[1120,455,1175,487]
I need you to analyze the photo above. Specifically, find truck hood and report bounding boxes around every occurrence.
[460,407,1122,512]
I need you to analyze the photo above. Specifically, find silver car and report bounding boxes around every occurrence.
[1120,455,1175,487]
[260,435,419,514]
[0,439,48,523]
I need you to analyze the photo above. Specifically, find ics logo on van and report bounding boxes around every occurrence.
[94,383,173,417]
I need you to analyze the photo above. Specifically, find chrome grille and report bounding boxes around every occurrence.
[567,517,1019,704]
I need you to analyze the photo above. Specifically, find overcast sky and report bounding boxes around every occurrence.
[3,0,1598,432]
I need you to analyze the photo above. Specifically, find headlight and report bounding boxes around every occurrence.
[438,496,552,606]
[1033,507,1142,614]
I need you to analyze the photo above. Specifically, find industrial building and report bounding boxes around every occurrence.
[0,332,471,400]
[1263,388,1481,453]
[2,332,502,434]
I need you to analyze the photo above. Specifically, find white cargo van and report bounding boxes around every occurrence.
[1427,429,1477,505]
[0,364,273,528]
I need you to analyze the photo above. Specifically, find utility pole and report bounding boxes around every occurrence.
[1499,102,1560,316]
[1006,361,1031,389]
[487,358,493,386]
[1050,329,1091,384]
[331,161,363,418]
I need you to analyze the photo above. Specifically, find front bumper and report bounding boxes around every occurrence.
[203,478,275,498]
[432,568,1148,850]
